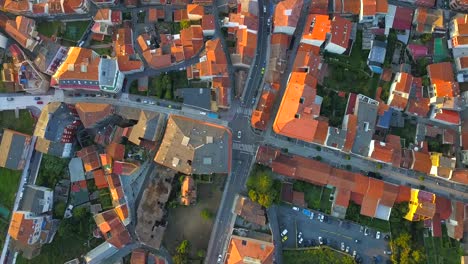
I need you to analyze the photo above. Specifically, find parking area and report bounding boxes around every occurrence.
[276,205,391,264]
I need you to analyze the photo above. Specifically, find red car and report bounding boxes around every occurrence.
[36,101,43,104]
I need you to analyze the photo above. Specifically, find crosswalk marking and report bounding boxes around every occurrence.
[233,143,255,153]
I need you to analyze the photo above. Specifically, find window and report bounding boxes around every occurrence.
[299,97,305,104]
[294,113,300,119]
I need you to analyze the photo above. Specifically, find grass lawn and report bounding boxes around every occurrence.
[424,227,462,264]
[0,220,8,246]
[129,80,147,96]
[390,121,417,147]
[283,248,355,264]
[36,21,62,37]
[94,48,113,56]
[293,181,332,214]
[63,21,90,42]
[0,110,35,135]
[0,168,21,211]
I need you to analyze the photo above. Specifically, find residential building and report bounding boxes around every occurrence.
[385,5,414,35]
[93,8,121,25]
[450,0,468,11]
[324,16,353,54]
[411,149,432,174]
[0,129,32,170]
[367,40,386,74]
[3,0,89,16]
[273,0,303,35]
[233,195,267,226]
[273,71,328,144]
[202,14,215,37]
[114,23,143,74]
[187,4,204,21]
[34,41,69,75]
[427,62,460,108]
[5,16,39,52]
[412,7,444,34]
[180,176,196,206]
[429,108,461,125]
[34,102,79,158]
[75,103,115,128]
[349,94,379,157]
[225,235,274,264]
[446,201,465,240]
[52,47,125,93]
[83,241,118,264]
[16,59,50,94]
[127,110,166,147]
[94,209,131,248]
[430,152,456,179]
[19,185,53,215]
[301,14,330,48]
[387,72,413,111]
[154,115,232,175]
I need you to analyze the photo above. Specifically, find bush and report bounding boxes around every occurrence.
[200,208,213,220]
[246,169,280,208]
[53,201,66,219]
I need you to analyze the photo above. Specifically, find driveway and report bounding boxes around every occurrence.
[275,205,391,264]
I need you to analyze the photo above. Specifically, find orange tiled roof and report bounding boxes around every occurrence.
[225,236,274,264]
[302,14,331,43]
[93,169,108,189]
[53,47,100,84]
[212,76,230,108]
[251,90,276,130]
[94,8,111,21]
[76,145,101,172]
[187,4,204,17]
[94,209,131,249]
[173,9,188,22]
[181,176,196,206]
[362,0,376,16]
[376,0,388,13]
[3,0,29,13]
[8,212,34,244]
[407,98,430,116]
[343,0,360,15]
[427,62,459,98]
[370,140,394,163]
[451,169,468,185]
[5,16,35,49]
[201,14,215,31]
[273,0,304,28]
[76,102,113,128]
[131,249,147,264]
[273,71,328,142]
[412,150,432,174]
[343,114,358,152]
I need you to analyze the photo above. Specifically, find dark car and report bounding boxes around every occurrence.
[6,97,14,101]
[37,101,43,104]
[34,97,41,100]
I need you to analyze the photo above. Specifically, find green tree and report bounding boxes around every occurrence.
[345,164,352,171]
[420,33,432,43]
[256,172,273,193]
[390,202,409,222]
[54,201,66,219]
[73,207,88,220]
[200,208,213,220]
[197,249,205,258]
[418,175,425,181]
[180,20,191,29]
[315,146,322,151]
[315,156,322,161]
[177,240,190,254]
[164,87,173,100]
[248,189,258,202]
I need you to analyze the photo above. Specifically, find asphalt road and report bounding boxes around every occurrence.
[275,205,390,264]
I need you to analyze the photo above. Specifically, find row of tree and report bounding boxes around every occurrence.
[246,166,281,208]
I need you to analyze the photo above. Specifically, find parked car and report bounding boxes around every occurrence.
[36,101,43,104]
[282,235,288,242]
[384,250,392,255]
[297,232,302,238]
[318,237,324,245]
[353,250,357,258]
[237,131,242,139]
[281,229,288,237]
[310,212,315,220]
[6,97,13,101]
[292,206,299,211]
[345,246,350,253]
[364,227,370,236]
[298,237,303,244]
[217,254,222,263]
[360,226,364,233]
[143,100,148,104]
[340,242,345,251]
[376,231,381,239]
[34,97,40,100]
[302,209,311,217]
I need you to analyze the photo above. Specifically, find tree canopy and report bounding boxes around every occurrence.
[246,168,280,208]
[390,232,426,264]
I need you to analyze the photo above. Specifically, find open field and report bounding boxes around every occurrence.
[0,110,35,135]
[163,175,224,262]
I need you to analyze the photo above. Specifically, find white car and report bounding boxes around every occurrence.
[237,131,242,139]
[376,231,381,239]
[310,212,315,220]
[318,236,323,245]
[281,229,288,237]
[298,237,303,244]
[143,100,148,104]
[298,232,302,238]
[345,246,350,253]
[292,206,299,211]
[353,250,357,257]
[341,242,345,251]
[150,101,156,105]
[217,254,222,263]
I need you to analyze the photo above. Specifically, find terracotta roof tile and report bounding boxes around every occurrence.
[273,0,304,30]
[76,103,113,128]
[407,98,430,117]
[427,62,459,98]
[302,14,331,44]
[251,91,276,130]
[412,150,432,174]
[451,169,468,185]
[93,169,108,189]
[226,235,274,264]
[343,0,360,14]
[329,16,352,49]
[335,188,351,207]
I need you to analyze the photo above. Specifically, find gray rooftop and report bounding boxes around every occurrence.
[180,88,212,111]
[325,127,346,150]
[351,94,379,157]
[99,58,118,87]
[155,115,231,175]
[34,41,68,74]
[5,132,29,170]
[18,185,53,214]
[44,103,78,142]
[368,40,387,65]
[69,157,85,182]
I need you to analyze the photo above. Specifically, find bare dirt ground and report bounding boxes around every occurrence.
[163,175,225,260]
